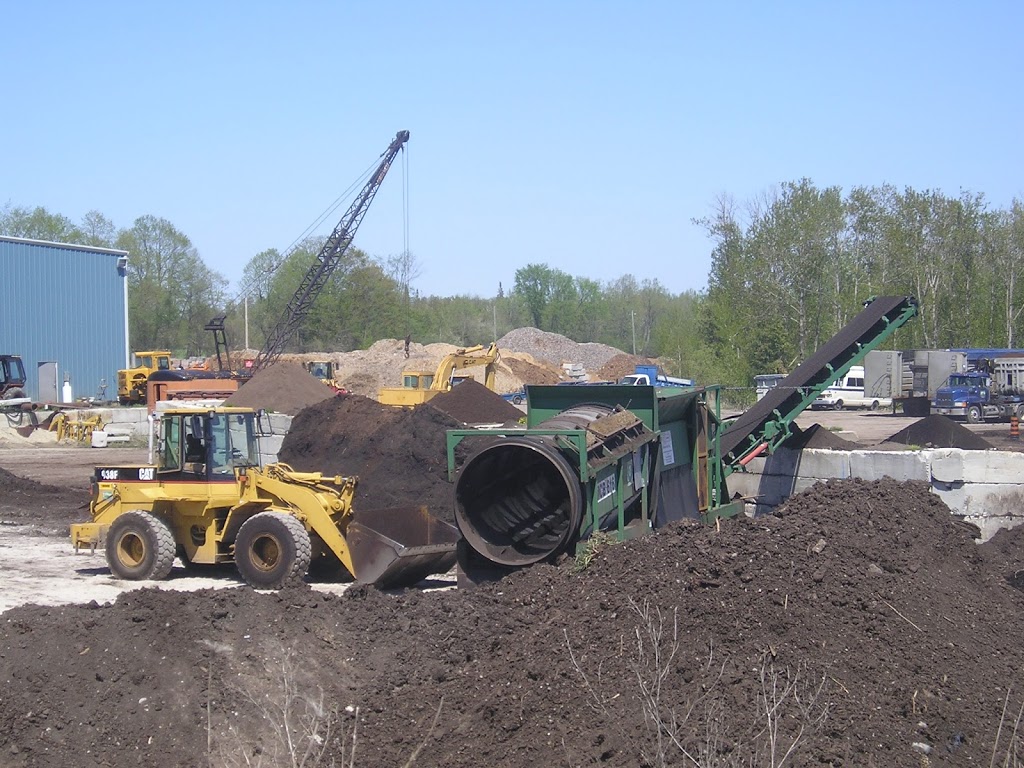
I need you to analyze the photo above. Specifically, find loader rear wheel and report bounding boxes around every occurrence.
[106,511,176,581]
[235,512,311,590]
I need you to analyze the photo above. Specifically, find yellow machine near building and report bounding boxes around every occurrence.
[70,404,458,589]
[117,351,172,405]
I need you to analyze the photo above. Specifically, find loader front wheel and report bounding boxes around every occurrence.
[106,511,176,581]
[235,512,311,590]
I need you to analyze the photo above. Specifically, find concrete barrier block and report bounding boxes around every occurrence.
[930,449,964,483]
[957,451,1024,485]
[797,449,852,480]
[726,472,761,500]
[260,434,284,457]
[266,413,292,434]
[849,450,930,482]
[934,482,1024,522]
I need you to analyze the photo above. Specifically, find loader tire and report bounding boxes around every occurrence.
[6,387,26,400]
[106,511,176,581]
[235,512,311,590]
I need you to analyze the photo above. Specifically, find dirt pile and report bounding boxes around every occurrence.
[593,352,657,381]
[224,362,336,414]
[883,414,993,450]
[429,380,523,424]
[784,422,862,450]
[0,467,88,535]
[279,394,461,517]
[0,477,1023,766]
[502,354,562,385]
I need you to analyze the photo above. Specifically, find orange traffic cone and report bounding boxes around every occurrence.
[1011,414,1020,441]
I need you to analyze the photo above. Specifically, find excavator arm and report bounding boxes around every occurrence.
[431,343,499,391]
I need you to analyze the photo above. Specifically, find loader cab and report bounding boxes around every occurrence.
[157,407,261,480]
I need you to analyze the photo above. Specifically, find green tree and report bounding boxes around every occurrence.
[117,215,226,354]
[0,204,81,242]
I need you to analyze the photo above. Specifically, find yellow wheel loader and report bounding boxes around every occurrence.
[70,405,459,589]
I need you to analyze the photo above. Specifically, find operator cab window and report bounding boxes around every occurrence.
[209,412,259,475]
[183,416,207,474]
[161,417,182,472]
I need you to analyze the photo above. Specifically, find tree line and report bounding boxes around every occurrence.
[3,180,1022,388]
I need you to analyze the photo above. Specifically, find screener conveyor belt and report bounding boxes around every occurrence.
[719,296,919,467]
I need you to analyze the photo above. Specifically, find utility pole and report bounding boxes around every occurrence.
[631,310,636,355]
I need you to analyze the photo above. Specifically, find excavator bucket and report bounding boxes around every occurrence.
[347,506,460,588]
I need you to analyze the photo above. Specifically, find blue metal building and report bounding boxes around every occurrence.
[0,236,128,402]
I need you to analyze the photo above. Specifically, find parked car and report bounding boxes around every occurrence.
[811,366,892,411]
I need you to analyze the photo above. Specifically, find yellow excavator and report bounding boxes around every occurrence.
[378,343,500,407]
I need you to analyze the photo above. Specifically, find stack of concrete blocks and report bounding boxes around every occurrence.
[258,413,292,466]
[562,362,587,382]
[727,447,1024,542]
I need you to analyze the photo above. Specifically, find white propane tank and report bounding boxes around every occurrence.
[62,376,73,403]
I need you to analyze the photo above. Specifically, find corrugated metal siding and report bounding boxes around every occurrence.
[0,237,128,402]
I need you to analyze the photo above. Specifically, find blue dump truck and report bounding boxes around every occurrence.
[619,364,694,387]
[932,356,1024,423]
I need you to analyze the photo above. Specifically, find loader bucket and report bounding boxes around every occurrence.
[347,506,460,588]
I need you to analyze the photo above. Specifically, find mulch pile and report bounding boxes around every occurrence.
[224,361,336,415]
[429,380,523,424]
[0,467,88,535]
[279,394,462,518]
[784,422,862,450]
[883,414,993,450]
[1,476,1024,767]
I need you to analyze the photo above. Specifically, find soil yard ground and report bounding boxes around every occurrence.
[2,410,1024,767]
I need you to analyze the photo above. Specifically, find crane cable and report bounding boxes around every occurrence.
[235,155,383,303]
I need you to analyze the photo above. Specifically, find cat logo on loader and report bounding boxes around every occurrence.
[70,404,459,589]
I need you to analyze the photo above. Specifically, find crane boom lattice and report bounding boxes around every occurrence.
[253,129,410,370]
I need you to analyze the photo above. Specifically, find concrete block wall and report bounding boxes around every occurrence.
[728,447,1024,542]
[259,413,292,465]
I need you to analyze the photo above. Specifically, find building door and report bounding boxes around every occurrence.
[37,362,58,403]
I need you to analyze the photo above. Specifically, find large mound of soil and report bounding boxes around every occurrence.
[224,361,337,414]
[0,467,88,534]
[279,394,461,517]
[1,477,1023,767]
[884,414,993,450]
[429,379,523,424]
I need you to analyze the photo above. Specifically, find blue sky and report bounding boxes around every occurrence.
[4,1,1021,299]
